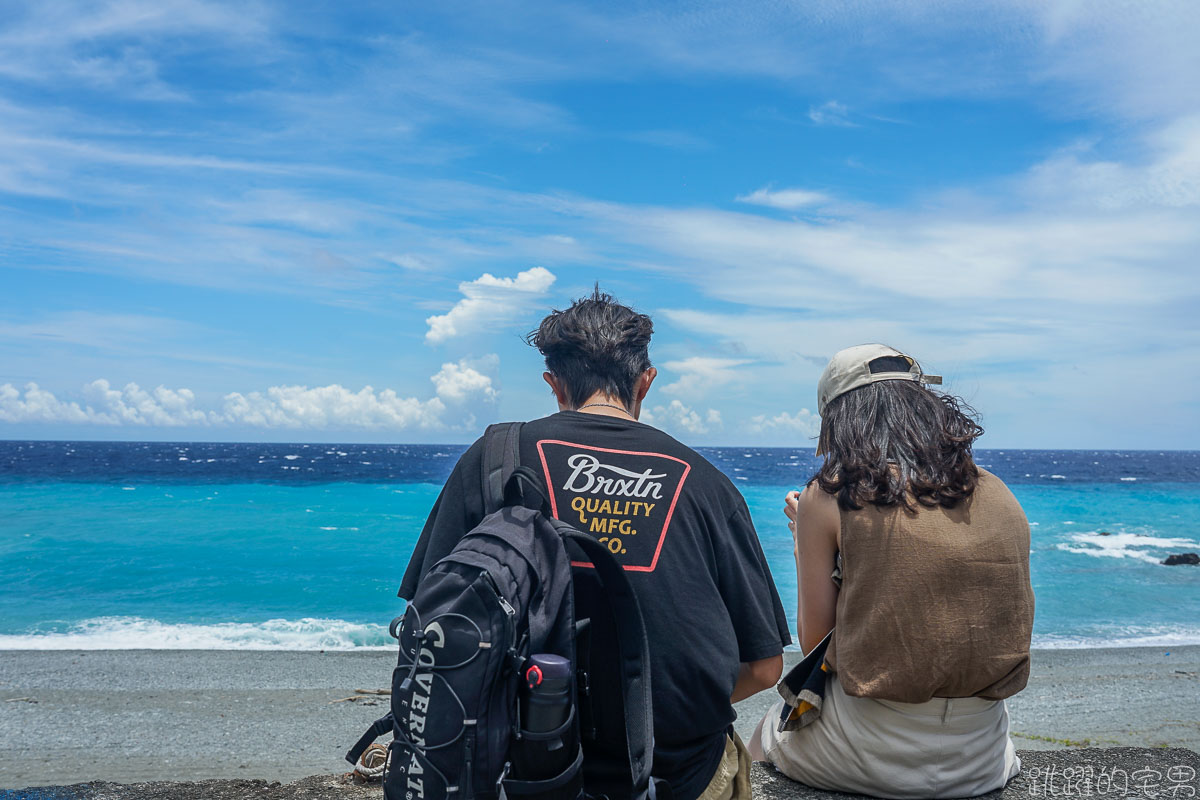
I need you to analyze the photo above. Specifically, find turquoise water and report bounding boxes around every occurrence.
[2,463,1198,649]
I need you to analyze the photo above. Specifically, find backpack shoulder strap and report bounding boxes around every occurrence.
[345,711,393,765]
[560,529,655,800]
[481,422,524,515]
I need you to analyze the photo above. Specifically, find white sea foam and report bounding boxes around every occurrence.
[1056,531,1200,564]
[785,628,1200,652]
[1120,477,1137,481]
[284,454,301,460]
[1034,627,1200,649]
[0,617,393,651]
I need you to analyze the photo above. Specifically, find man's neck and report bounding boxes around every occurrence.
[569,393,637,421]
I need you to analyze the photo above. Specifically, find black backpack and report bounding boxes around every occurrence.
[347,422,662,800]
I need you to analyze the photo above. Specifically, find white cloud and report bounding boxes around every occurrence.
[431,356,499,404]
[807,101,855,127]
[660,357,752,397]
[0,359,498,430]
[0,383,97,425]
[579,114,1200,315]
[641,400,722,435]
[220,385,446,430]
[0,0,266,97]
[82,379,212,426]
[1026,0,1200,121]
[425,267,556,343]
[1019,115,1200,210]
[0,380,211,426]
[388,253,432,271]
[735,187,830,210]
[749,408,821,438]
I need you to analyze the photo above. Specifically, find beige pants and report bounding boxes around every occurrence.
[696,732,752,800]
[751,675,1020,800]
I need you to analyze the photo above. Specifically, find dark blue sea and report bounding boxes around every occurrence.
[1,441,1198,650]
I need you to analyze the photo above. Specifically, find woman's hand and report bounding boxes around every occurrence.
[784,489,801,540]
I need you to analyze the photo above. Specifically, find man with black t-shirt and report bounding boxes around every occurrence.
[400,289,790,800]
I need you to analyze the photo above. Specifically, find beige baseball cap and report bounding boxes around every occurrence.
[817,344,942,416]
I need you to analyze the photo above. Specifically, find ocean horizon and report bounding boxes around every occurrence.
[3,440,1198,652]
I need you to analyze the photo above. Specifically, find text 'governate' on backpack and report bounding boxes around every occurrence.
[346,422,665,800]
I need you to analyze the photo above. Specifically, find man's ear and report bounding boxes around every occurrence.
[543,372,569,408]
[636,367,657,401]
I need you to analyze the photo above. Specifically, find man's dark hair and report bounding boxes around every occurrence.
[813,380,984,511]
[526,286,653,409]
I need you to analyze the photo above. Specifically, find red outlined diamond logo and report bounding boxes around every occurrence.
[536,439,691,572]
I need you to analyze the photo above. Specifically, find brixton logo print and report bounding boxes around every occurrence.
[536,440,690,572]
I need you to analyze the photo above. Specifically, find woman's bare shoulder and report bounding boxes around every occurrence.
[798,481,840,524]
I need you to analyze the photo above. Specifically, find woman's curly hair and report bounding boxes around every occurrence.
[526,286,653,408]
[814,380,984,511]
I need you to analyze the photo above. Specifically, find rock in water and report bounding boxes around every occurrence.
[1163,552,1200,566]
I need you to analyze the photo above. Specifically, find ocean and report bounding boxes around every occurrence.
[1,441,1198,651]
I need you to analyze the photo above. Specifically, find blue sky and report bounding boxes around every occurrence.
[1,0,1198,448]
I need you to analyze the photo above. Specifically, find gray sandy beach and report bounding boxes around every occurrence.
[2,646,1198,789]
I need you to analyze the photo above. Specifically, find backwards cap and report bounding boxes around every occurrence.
[817,343,942,416]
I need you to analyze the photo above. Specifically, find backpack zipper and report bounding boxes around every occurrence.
[481,570,516,619]
[477,570,519,786]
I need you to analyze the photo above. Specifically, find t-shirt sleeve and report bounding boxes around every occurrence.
[713,495,793,661]
[397,439,483,600]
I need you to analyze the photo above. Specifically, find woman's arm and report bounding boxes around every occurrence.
[785,484,840,654]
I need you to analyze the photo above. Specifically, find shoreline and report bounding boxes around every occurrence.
[5,618,1200,652]
[2,646,1198,790]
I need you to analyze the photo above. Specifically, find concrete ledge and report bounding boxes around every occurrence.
[752,748,1200,799]
[4,749,1197,800]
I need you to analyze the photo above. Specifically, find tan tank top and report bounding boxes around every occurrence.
[825,468,1034,702]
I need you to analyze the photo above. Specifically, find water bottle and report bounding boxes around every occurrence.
[523,654,571,735]
[510,654,576,782]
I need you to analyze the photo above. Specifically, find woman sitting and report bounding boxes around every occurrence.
[750,344,1034,799]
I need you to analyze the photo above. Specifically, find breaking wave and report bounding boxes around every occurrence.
[0,616,394,650]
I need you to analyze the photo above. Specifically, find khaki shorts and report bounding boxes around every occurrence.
[752,674,1020,800]
[696,732,752,800]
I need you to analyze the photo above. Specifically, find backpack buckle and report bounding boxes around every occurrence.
[496,761,512,800]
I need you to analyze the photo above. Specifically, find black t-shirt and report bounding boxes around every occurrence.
[399,411,791,800]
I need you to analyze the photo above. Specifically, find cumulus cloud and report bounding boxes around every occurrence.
[220,385,446,430]
[430,355,499,404]
[660,357,752,397]
[425,267,556,343]
[749,408,821,438]
[0,358,499,430]
[641,400,722,435]
[0,382,97,425]
[735,186,830,210]
[0,380,212,426]
[82,379,212,426]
